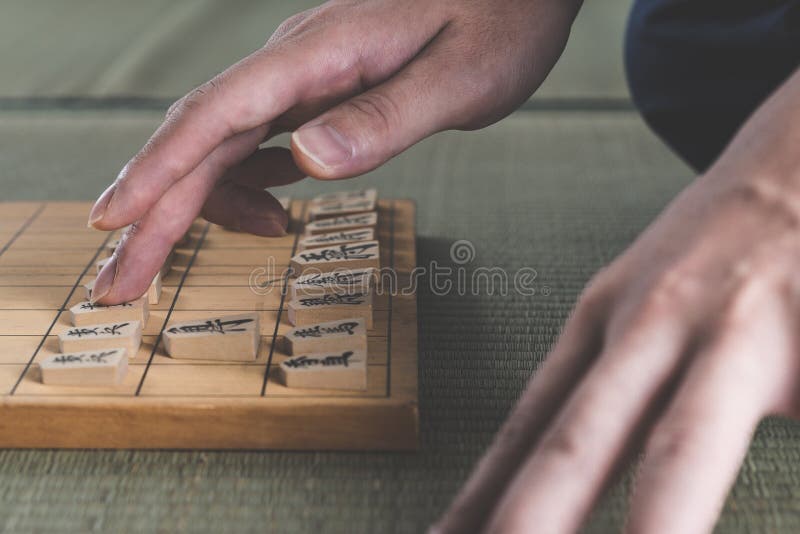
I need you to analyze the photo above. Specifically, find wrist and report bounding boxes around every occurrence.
[707,68,800,191]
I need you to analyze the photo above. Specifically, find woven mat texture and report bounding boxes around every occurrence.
[2,0,799,531]
[2,111,800,533]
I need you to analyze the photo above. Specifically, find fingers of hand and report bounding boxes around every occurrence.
[200,146,305,234]
[432,289,610,534]
[93,127,266,304]
[230,147,306,190]
[627,299,788,534]
[87,40,309,230]
[291,26,497,179]
[202,185,287,236]
[89,3,450,230]
[486,316,689,534]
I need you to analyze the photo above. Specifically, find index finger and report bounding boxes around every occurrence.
[88,42,314,231]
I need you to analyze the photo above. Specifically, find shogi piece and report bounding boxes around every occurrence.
[308,198,376,221]
[287,292,373,329]
[311,188,377,206]
[163,312,260,361]
[147,271,162,304]
[277,196,291,211]
[40,348,128,386]
[278,349,367,390]
[82,278,95,300]
[298,228,374,251]
[284,318,368,355]
[69,296,149,327]
[304,212,378,235]
[58,320,142,354]
[290,241,380,276]
[292,267,376,299]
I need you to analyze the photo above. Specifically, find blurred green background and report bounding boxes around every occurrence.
[2,1,799,533]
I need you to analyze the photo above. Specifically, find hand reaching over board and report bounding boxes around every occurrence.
[86,0,582,305]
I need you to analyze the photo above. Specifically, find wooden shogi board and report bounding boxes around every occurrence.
[0,200,418,450]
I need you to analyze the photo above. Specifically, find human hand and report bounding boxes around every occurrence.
[433,70,800,533]
[87,0,582,304]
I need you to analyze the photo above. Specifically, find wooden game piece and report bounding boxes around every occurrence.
[82,278,95,300]
[39,348,128,386]
[0,198,419,450]
[147,271,162,304]
[304,212,378,235]
[308,198,376,221]
[277,196,291,211]
[69,296,148,327]
[290,241,380,276]
[287,292,373,329]
[297,228,374,251]
[58,320,142,355]
[163,312,260,361]
[291,268,376,298]
[278,349,367,390]
[284,318,367,355]
[311,188,377,206]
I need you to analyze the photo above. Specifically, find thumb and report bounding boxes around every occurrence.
[290,33,477,179]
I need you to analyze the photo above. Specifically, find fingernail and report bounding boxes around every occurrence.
[240,216,287,237]
[292,124,352,169]
[88,183,116,228]
[91,255,117,303]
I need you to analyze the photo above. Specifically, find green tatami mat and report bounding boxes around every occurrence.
[2,110,800,532]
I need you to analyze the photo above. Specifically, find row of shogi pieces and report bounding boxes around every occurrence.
[37,189,382,391]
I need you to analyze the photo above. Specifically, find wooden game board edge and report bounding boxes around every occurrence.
[0,396,418,450]
[0,198,420,451]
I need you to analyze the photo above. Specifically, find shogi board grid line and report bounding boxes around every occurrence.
[260,203,304,396]
[0,200,418,450]
[9,229,115,396]
[134,222,211,396]
[0,203,45,258]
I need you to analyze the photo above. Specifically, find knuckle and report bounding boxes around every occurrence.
[268,10,316,44]
[266,2,352,46]
[493,413,532,452]
[641,269,699,316]
[720,276,773,328]
[165,97,184,118]
[537,427,589,470]
[183,86,209,110]
[646,422,699,466]
[341,91,400,135]
[181,77,225,113]
[274,12,308,34]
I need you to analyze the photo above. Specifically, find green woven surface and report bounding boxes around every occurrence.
[2,0,799,531]
[2,110,800,532]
